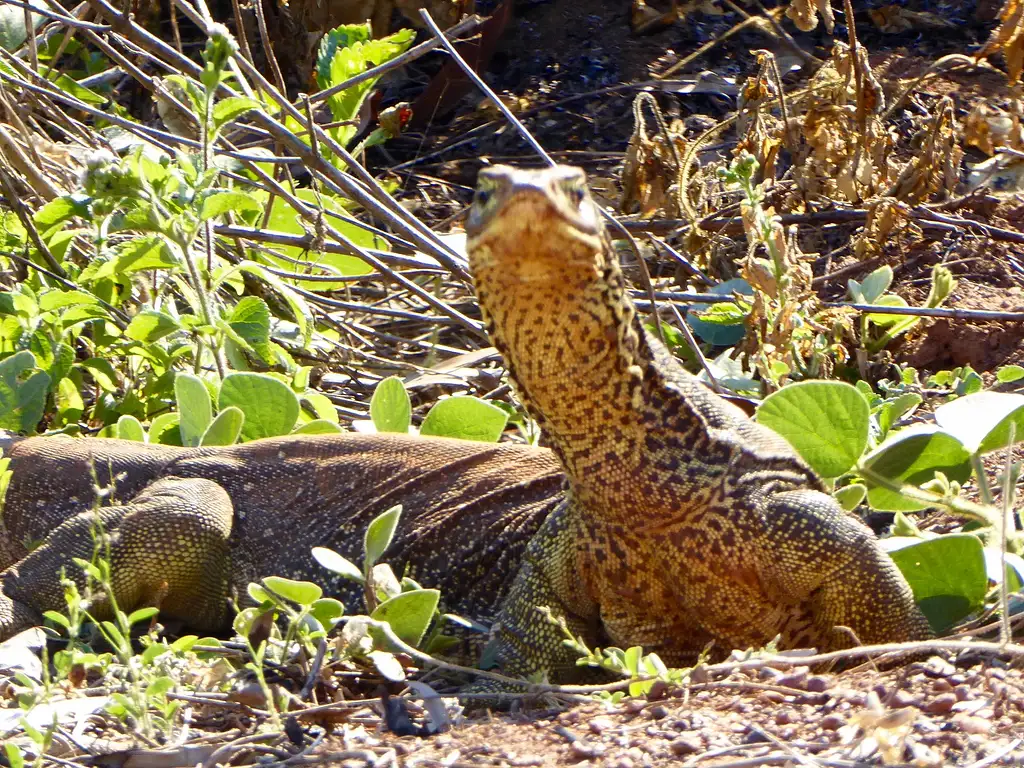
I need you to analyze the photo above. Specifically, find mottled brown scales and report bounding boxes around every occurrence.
[0,165,930,697]
[0,433,563,645]
[465,165,930,684]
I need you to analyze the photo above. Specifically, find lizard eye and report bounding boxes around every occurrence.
[474,187,493,207]
[560,179,586,206]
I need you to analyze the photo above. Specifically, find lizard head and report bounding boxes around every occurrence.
[466,165,606,283]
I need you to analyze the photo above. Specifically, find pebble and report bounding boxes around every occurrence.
[806,675,831,693]
[951,714,991,735]
[647,705,670,720]
[922,656,957,677]
[923,693,957,715]
[932,678,953,693]
[569,740,606,759]
[954,684,972,702]
[891,690,917,708]
[820,714,845,731]
[778,668,809,690]
[669,735,702,755]
[589,717,615,734]
[775,709,795,725]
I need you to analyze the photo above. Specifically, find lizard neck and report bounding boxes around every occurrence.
[473,239,663,508]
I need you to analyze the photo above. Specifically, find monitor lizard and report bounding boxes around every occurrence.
[464,164,931,686]
[0,165,930,692]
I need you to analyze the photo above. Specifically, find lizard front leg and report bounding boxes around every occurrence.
[0,477,234,641]
[759,489,932,649]
[466,501,600,704]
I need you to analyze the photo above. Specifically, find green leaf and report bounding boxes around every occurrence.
[248,191,381,286]
[419,396,509,443]
[309,598,345,627]
[292,419,343,435]
[199,191,262,221]
[79,358,118,391]
[756,381,869,478]
[200,406,244,446]
[887,535,987,632]
[311,546,364,582]
[5,742,25,768]
[219,372,299,441]
[126,310,181,342]
[0,351,49,433]
[848,265,892,304]
[39,289,100,312]
[876,392,922,437]
[127,606,160,625]
[262,576,322,607]
[833,483,866,511]
[219,261,311,345]
[212,96,262,132]
[175,373,213,448]
[365,504,402,567]
[996,365,1024,384]
[116,415,146,442]
[370,375,410,433]
[686,279,752,346]
[368,649,406,681]
[33,195,86,231]
[934,392,1024,455]
[860,426,972,512]
[148,412,183,445]
[371,588,440,648]
[229,296,271,362]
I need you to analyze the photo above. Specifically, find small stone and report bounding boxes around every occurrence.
[759,691,785,704]
[951,714,991,735]
[924,693,957,715]
[775,709,795,725]
[778,668,809,690]
[743,728,769,744]
[922,656,956,677]
[624,699,647,715]
[954,685,972,701]
[806,675,831,693]
[670,735,702,756]
[647,705,670,720]
[932,679,953,693]
[820,714,845,731]
[669,718,691,731]
[589,717,615,734]
[569,740,606,759]
[891,690,918,708]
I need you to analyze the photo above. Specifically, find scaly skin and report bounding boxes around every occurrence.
[0,432,564,645]
[465,165,931,685]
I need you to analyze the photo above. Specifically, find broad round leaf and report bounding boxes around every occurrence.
[860,425,971,512]
[116,415,146,442]
[419,396,509,443]
[175,372,213,447]
[887,535,987,632]
[365,504,402,567]
[312,546,364,582]
[833,483,866,512]
[201,406,245,446]
[219,373,299,441]
[934,391,1024,455]
[371,588,440,648]
[292,419,344,435]
[262,576,322,606]
[756,381,869,478]
[370,375,411,433]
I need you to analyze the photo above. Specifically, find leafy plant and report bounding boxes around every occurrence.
[757,382,1024,630]
[365,375,509,442]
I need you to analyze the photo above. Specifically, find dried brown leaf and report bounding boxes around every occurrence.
[785,0,835,33]
[976,0,1024,84]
